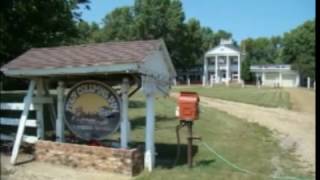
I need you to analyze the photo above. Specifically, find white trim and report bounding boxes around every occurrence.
[2,63,139,77]
[159,39,177,77]
[1,118,37,127]
[1,103,35,111]
[1,134,38,144]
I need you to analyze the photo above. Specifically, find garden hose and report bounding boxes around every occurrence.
[201,141,312,180]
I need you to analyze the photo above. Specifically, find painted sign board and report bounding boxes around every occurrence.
[64,80,121,140]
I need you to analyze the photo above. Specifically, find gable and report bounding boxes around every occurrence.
[205,45,240,56]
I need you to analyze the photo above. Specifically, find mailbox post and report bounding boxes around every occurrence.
[176,92,200,168]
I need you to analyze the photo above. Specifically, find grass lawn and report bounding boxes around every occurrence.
[0,91,312,179]
[125,93,311,180]
[173,85,291,109]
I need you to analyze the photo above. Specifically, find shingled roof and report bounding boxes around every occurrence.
[2,40,162,71]
[1,39,176,78]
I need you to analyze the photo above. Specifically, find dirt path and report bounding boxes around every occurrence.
[285,88,315,114]
[1,154,131,180]
[171,92,315,172]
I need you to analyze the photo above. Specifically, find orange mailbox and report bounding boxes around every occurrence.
[178,91,200,121]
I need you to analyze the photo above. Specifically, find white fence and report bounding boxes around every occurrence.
[0,97,38,144]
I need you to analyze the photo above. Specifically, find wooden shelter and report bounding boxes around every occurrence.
[1,39,176,171]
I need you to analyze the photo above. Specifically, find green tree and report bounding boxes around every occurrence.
[241,58,253,82]
[0,0,89,65]
[101,6,135,41]
[282,20,315,79]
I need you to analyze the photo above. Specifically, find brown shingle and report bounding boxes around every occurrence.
[1,40,162,71]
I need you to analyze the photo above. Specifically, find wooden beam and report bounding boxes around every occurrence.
[3,63,138,77]
[36,78,45,139]
[0,118,37,127]
[1,134,38,144]
[1,103,35,111]
[10,80,36,165]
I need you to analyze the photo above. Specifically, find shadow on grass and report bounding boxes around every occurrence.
[131,115,177,130]
[129,100,146,108]
[195,159,216,166]
[132,141,199,169]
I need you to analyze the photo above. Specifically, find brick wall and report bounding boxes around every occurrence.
[35,140,144,176]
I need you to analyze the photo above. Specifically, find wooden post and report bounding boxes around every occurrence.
[36,78,45,139]
[56,81,65,142]
[143,77,156,171]
[11,80,36,164]
[120,78,129,148]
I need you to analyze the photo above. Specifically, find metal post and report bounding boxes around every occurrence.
[187,122,193,168]
[56,81,65,142]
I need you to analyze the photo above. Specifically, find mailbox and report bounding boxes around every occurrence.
[177,91,200,121]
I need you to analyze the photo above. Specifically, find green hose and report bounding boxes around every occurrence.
[202,141,312,180]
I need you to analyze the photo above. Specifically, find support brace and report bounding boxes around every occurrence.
[11,80,36,164]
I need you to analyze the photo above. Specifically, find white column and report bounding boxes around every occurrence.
[203,57,208,86]
[226,56,230,86]
[202,75,206,87]
[215,56,219,83]
[187,76,190,86]
[11,80,36,164]
[173,78,177,86]
[56,81,65,142]
[238,55,241,83]
[210,74,214,87]
[143,78,156,171]
[36,78,45,139]
[121,78,129,148]
[279,72,283,87]
[295,74,300,87]
[256,74,261,88]
[307,77,311,89]
[262,72,266,86]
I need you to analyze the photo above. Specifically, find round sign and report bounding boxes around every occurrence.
[64,80,121,141]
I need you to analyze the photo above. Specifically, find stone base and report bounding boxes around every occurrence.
[34,140,144,176]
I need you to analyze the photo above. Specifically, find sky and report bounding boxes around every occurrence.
[79,0,315,43]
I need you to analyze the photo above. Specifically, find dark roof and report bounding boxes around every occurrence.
[1,40,162,71]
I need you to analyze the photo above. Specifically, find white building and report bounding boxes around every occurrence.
[250,64,300,87]
[203,39,243,85]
